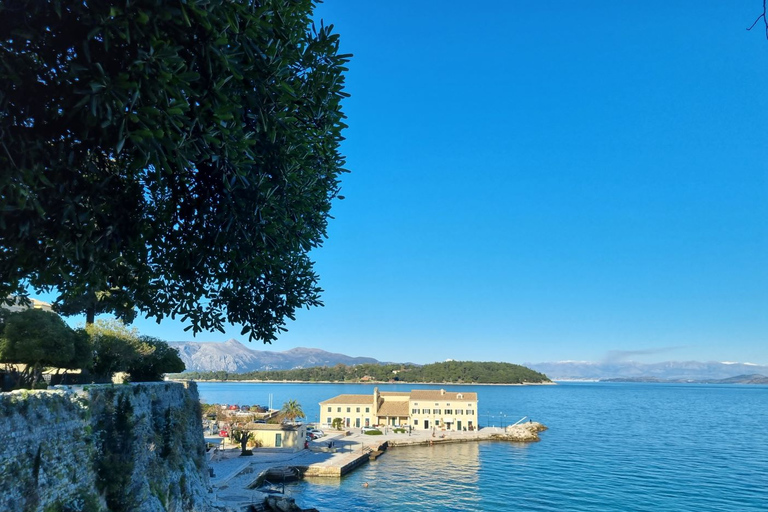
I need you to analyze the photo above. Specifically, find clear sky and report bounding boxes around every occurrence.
[45,1,768,365]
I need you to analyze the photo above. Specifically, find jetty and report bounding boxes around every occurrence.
[210,421,546,511]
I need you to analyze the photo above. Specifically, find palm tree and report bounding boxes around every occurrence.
[279,399,305,424]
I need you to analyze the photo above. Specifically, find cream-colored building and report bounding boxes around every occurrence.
[319,388,478,432]
[2,296,54,313]
[245,424,307,452]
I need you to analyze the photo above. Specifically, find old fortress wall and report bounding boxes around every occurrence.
[0,382,211,512]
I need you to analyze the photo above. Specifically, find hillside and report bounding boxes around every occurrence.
[169,339,382,372]
[176,360,552,384]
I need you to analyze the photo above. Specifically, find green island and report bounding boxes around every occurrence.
[171,360,552,385]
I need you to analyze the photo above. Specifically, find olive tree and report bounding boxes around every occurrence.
[0,309,80,387]
[0,0,349,341]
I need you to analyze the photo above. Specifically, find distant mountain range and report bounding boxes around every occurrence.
[525,360,768,382]
[601,374,768,384]
[169,340,768,383]
[168,339,382,372]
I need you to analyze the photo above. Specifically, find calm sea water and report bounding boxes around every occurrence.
[197,381,768,511]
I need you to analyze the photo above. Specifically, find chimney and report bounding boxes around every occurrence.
[440,389,445,395]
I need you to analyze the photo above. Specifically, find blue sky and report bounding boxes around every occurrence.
[46,1,768,365]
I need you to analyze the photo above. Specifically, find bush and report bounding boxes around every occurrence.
[363,430,383,435]
[393,428,406,434]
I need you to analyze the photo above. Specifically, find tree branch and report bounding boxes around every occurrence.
[747,0,768,39]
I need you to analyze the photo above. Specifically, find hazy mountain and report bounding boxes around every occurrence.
[526,360,768,381]
[601,374,768,384]
[169,339,382,372]
[169,340,768,382]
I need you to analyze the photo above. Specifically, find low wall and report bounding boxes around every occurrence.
[0,382,212,512]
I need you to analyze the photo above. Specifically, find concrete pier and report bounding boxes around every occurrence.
[209,423,546,509]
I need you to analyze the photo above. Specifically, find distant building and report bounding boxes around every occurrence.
[2,296,54,314]
[319,387,478,431]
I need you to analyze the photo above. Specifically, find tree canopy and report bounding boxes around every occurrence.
[0,0,349,341]
[0,308,87,386]
[126,335,186,382]
[0,310,185,388]
[175,361,552,385]
[86,319,186,382]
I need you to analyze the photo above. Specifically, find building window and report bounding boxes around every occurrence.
[365,407,370,413]
[434,409,441,415]
[423,409,430,414]
[467,410,474,415]
[456,410,463,415]
[327,407,331,412]
[337,407,341,413]
[346,407,350,413]
[411,408,419,414]
[414,419,419,425]
[445,409,453,415]
[327,417,331,424]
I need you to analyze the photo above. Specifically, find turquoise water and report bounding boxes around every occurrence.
[197,381,768,511]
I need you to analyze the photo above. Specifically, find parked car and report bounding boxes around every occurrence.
[307,428,324,438]
[219,430,229,437]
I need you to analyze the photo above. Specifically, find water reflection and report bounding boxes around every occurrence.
[289,442,483,511]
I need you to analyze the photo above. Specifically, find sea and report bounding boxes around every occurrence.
[197,381,768,511]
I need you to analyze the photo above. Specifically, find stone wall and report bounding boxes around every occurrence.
[0,382,213,512]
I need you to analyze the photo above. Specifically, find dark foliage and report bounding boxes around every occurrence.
[0,309,85,387]
[176,361,551,384]
[0,0,349,341]
[126,336,185,382]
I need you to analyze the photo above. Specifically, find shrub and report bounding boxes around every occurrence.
[363,430,383,435]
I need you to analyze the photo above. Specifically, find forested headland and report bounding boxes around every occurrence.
[172,360,552,384]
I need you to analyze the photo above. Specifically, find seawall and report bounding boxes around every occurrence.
[0,382,212,512]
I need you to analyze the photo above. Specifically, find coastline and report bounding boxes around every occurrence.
[169,378,556,386]
[209,422,547,510]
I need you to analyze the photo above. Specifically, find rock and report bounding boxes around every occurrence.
[489,421,548,442]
